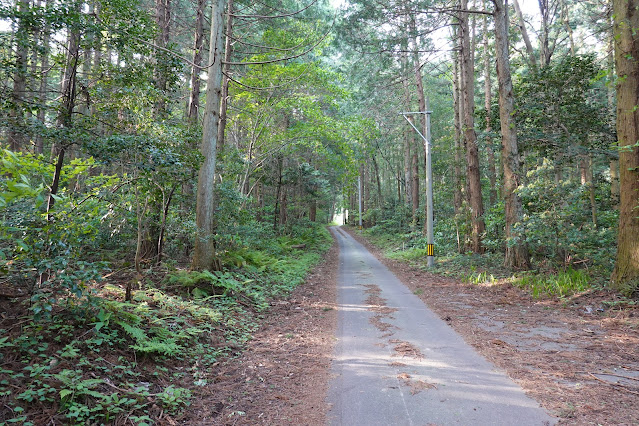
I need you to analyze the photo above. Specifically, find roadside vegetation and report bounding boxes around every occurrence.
[1,208,332,424]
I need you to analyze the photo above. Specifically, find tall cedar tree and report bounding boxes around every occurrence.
[612,0,639,293]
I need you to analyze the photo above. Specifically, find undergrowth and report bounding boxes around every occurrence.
[0,223,332,424]
[359,226,598,299]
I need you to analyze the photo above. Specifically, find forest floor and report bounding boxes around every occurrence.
[185,227,639,425]
[181,242,339,425]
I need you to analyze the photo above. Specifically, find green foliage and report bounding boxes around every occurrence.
[515,54,613,158]
[0,150,114,319]
[519,159,618,275]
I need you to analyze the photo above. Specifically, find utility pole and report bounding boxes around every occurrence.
[400,105,434,267]
[358,175,363,230]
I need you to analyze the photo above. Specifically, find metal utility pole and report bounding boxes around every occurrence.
[358,174,363,229]
[400,106,434,267]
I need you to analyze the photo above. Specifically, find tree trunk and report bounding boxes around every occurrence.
[411,151,419,225]
[493,0,530,269]
[612,0,639,293]
[607,10,620,209]
[154,0,171,117]
[216,0,234,152]
[580,155,597,227]
[512,0,538,68]
[372,155,382,208]
[408,15,427,236]
[34,0,51,154]
[274,156,283,230]
[452,27,463,214]
[309,199,317,222]
[460,0,485,253]
[279,187,287,227]
[193,0,226,271]
[610,158,620,208]
[538,0,553,67]
[483,7,498,206]
[186,0,205,124]
[560,0,575,54]
[9,0,30,151]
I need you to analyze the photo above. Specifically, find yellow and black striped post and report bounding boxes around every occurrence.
[427,244,434,257]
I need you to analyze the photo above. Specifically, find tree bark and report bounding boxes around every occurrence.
[34,0,51,154]
[460,0,485,253]
[193,0,226,271]
[9,0,30,151]
[612,0,639,293]
[452,26,463,214]
[411,151,419,225]
[407,15,427,235]
[607,8,620,209]
[512,0,538,68]
[483,6,498,206]
[309,199,317,222]
[154,0,171,117]
[493,0,530,268]
[216,0,234,152]
[372,155,382,208]
[401,36,413,210]
[186,0,206,124]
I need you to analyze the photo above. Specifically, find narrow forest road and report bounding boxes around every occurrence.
[326,226,556,426]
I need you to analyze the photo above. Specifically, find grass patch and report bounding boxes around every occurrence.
[513,268,592,298]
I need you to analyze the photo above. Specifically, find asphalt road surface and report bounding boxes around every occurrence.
[326,226,556,426]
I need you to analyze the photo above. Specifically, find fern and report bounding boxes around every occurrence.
[131,338,181,356]
[116,320,148,343]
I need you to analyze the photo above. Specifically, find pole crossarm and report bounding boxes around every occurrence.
[399,111,432,143]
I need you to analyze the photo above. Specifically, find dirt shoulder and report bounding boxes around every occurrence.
[344,227,639,425]
[182,241,338,425]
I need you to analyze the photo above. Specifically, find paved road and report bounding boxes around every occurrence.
[326,227,555,426]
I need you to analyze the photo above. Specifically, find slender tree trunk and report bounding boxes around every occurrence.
[91,0,101,119]
[407,15,427,235]
[364,163,370,218]
[411,152,419,224]
[9,0,30,151]
[216,0,234,152]
[279,187,287,226]
[154,0,171,117]
[193,0,226,271]
[538,0,552,67]
[372,155,382,208]
[460,0,485,253]
[401,39,413,210]
[560,0,575,54]
[47,15,79,218]
[483,7,498,206]
[452,27,463,214]
[309,199,317,222]
[612,0,639,292]
[580,154,597,226]
[493,0,530,268]
[34,0,51,154]
[512,0,538,68]
[610,158,620,208]
[186,0,205,124]
[274,156,283,230]
[607,8,620,208]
